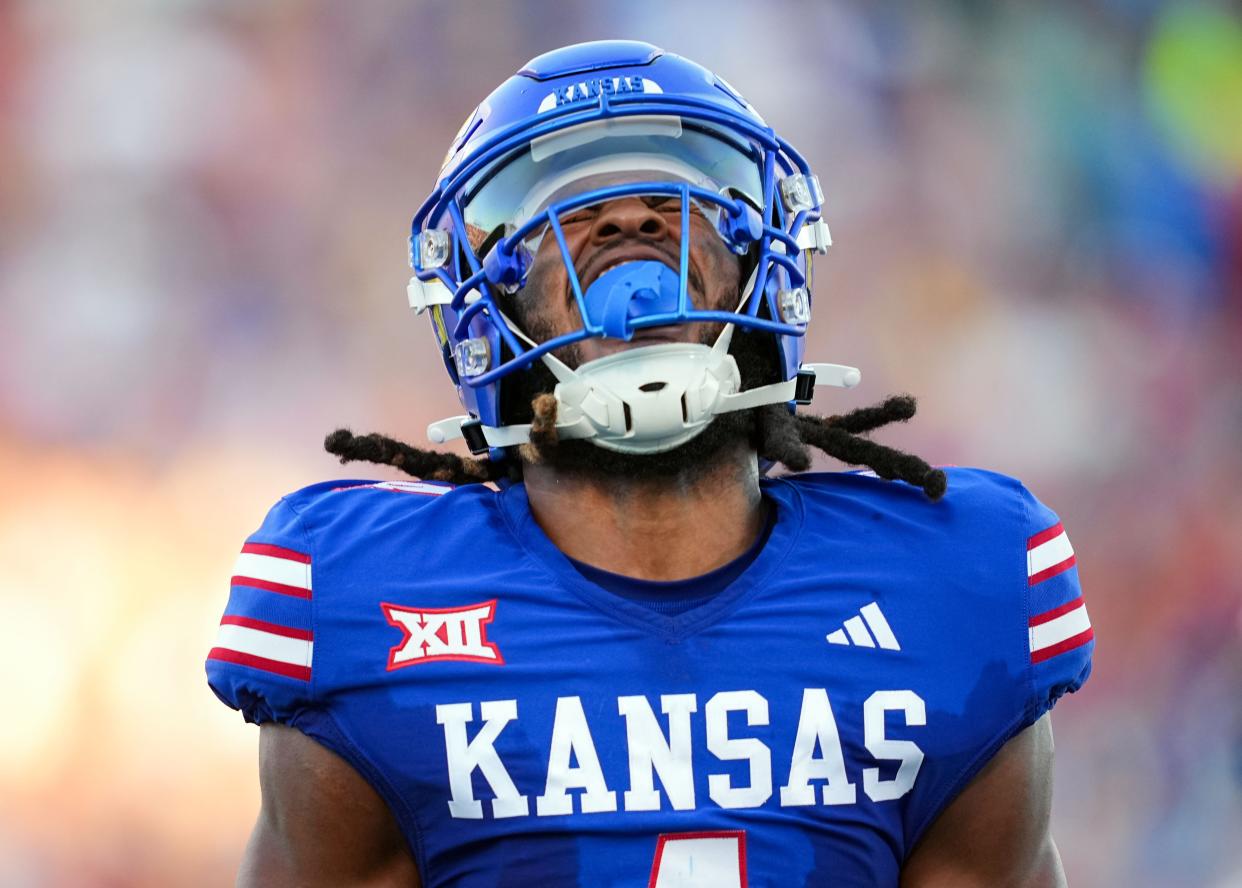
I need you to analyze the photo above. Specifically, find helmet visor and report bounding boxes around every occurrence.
[459,116,764,249]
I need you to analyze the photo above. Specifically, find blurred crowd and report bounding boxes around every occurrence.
[1,1,1240,885]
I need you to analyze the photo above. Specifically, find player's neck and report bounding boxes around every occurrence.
[521,442,766,581]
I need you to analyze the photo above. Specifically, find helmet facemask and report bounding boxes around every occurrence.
[410,59,849,459]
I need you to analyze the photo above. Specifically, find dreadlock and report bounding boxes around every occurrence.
[322,428,507,484]
[324,393,947,500]
[791,396,948,500]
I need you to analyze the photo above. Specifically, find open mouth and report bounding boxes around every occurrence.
[575,245,703,299]
[582,255,662,290]
[584,326,691,355]
[627,327,684,344]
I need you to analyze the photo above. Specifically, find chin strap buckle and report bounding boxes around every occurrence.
[427,415,494,455]
[427,415,509,454]
[801,363,861,389]
[794,369,817,404]
[459,420,490,455]
[716,362,861,413]
[427,413,591,454]
[795,363,862,403]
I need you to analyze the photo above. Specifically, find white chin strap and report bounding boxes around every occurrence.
[427,323,861,455]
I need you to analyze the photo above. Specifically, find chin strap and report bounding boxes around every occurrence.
[714,362,860,412]
[427,356,861,454]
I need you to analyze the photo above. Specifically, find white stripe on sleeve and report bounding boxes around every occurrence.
[232,552,312,590]
[214,624,313,667]
[1029,603,1092,653]
[1028,532,1074,578]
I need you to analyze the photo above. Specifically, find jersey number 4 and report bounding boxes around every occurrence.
[648,831,746,888]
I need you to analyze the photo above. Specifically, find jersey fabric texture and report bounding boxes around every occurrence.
[206,469,1092,888]
[564,505,775,616]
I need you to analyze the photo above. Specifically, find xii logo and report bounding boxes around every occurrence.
[382,600,503,668]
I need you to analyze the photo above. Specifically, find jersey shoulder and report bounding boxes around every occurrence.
[281,477,460,529]
[782,467,1094,722]
[203,478,467,725]
[778,467,1036,570]
[782,465,1029,518]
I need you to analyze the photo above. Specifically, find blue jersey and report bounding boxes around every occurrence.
[206,468,1093,887]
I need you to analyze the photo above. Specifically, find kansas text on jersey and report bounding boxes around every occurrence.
[206,469,1093,888]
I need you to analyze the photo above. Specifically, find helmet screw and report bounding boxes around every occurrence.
[454,337,491,378]
[778,287,811,324]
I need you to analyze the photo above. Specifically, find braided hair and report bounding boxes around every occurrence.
[325,392,947,500]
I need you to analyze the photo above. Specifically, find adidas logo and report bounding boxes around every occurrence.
[825,602,901,651]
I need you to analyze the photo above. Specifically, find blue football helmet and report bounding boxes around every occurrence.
[408,40,859,457]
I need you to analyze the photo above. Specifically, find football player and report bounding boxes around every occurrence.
[208,41,1093,887]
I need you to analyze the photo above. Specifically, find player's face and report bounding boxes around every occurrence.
[515,195,742,364]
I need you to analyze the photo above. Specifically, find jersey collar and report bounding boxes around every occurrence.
[497,477,806,640]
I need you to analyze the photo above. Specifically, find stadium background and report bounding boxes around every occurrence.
[1,1,1240,885]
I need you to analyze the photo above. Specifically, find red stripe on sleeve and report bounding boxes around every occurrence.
[230,576,312,600]
[1028,554,1077,587]
[1030,627,1094,664]
[207,647,312,681]
[1027,521,1065,550]
[1029,596,1084,627]
[241,542,311,563]
[219,615,313,641]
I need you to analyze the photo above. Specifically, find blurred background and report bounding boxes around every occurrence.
[1,0,1240,885]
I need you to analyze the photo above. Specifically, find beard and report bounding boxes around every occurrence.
[498,312,778,485]
[541,410,758,485]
